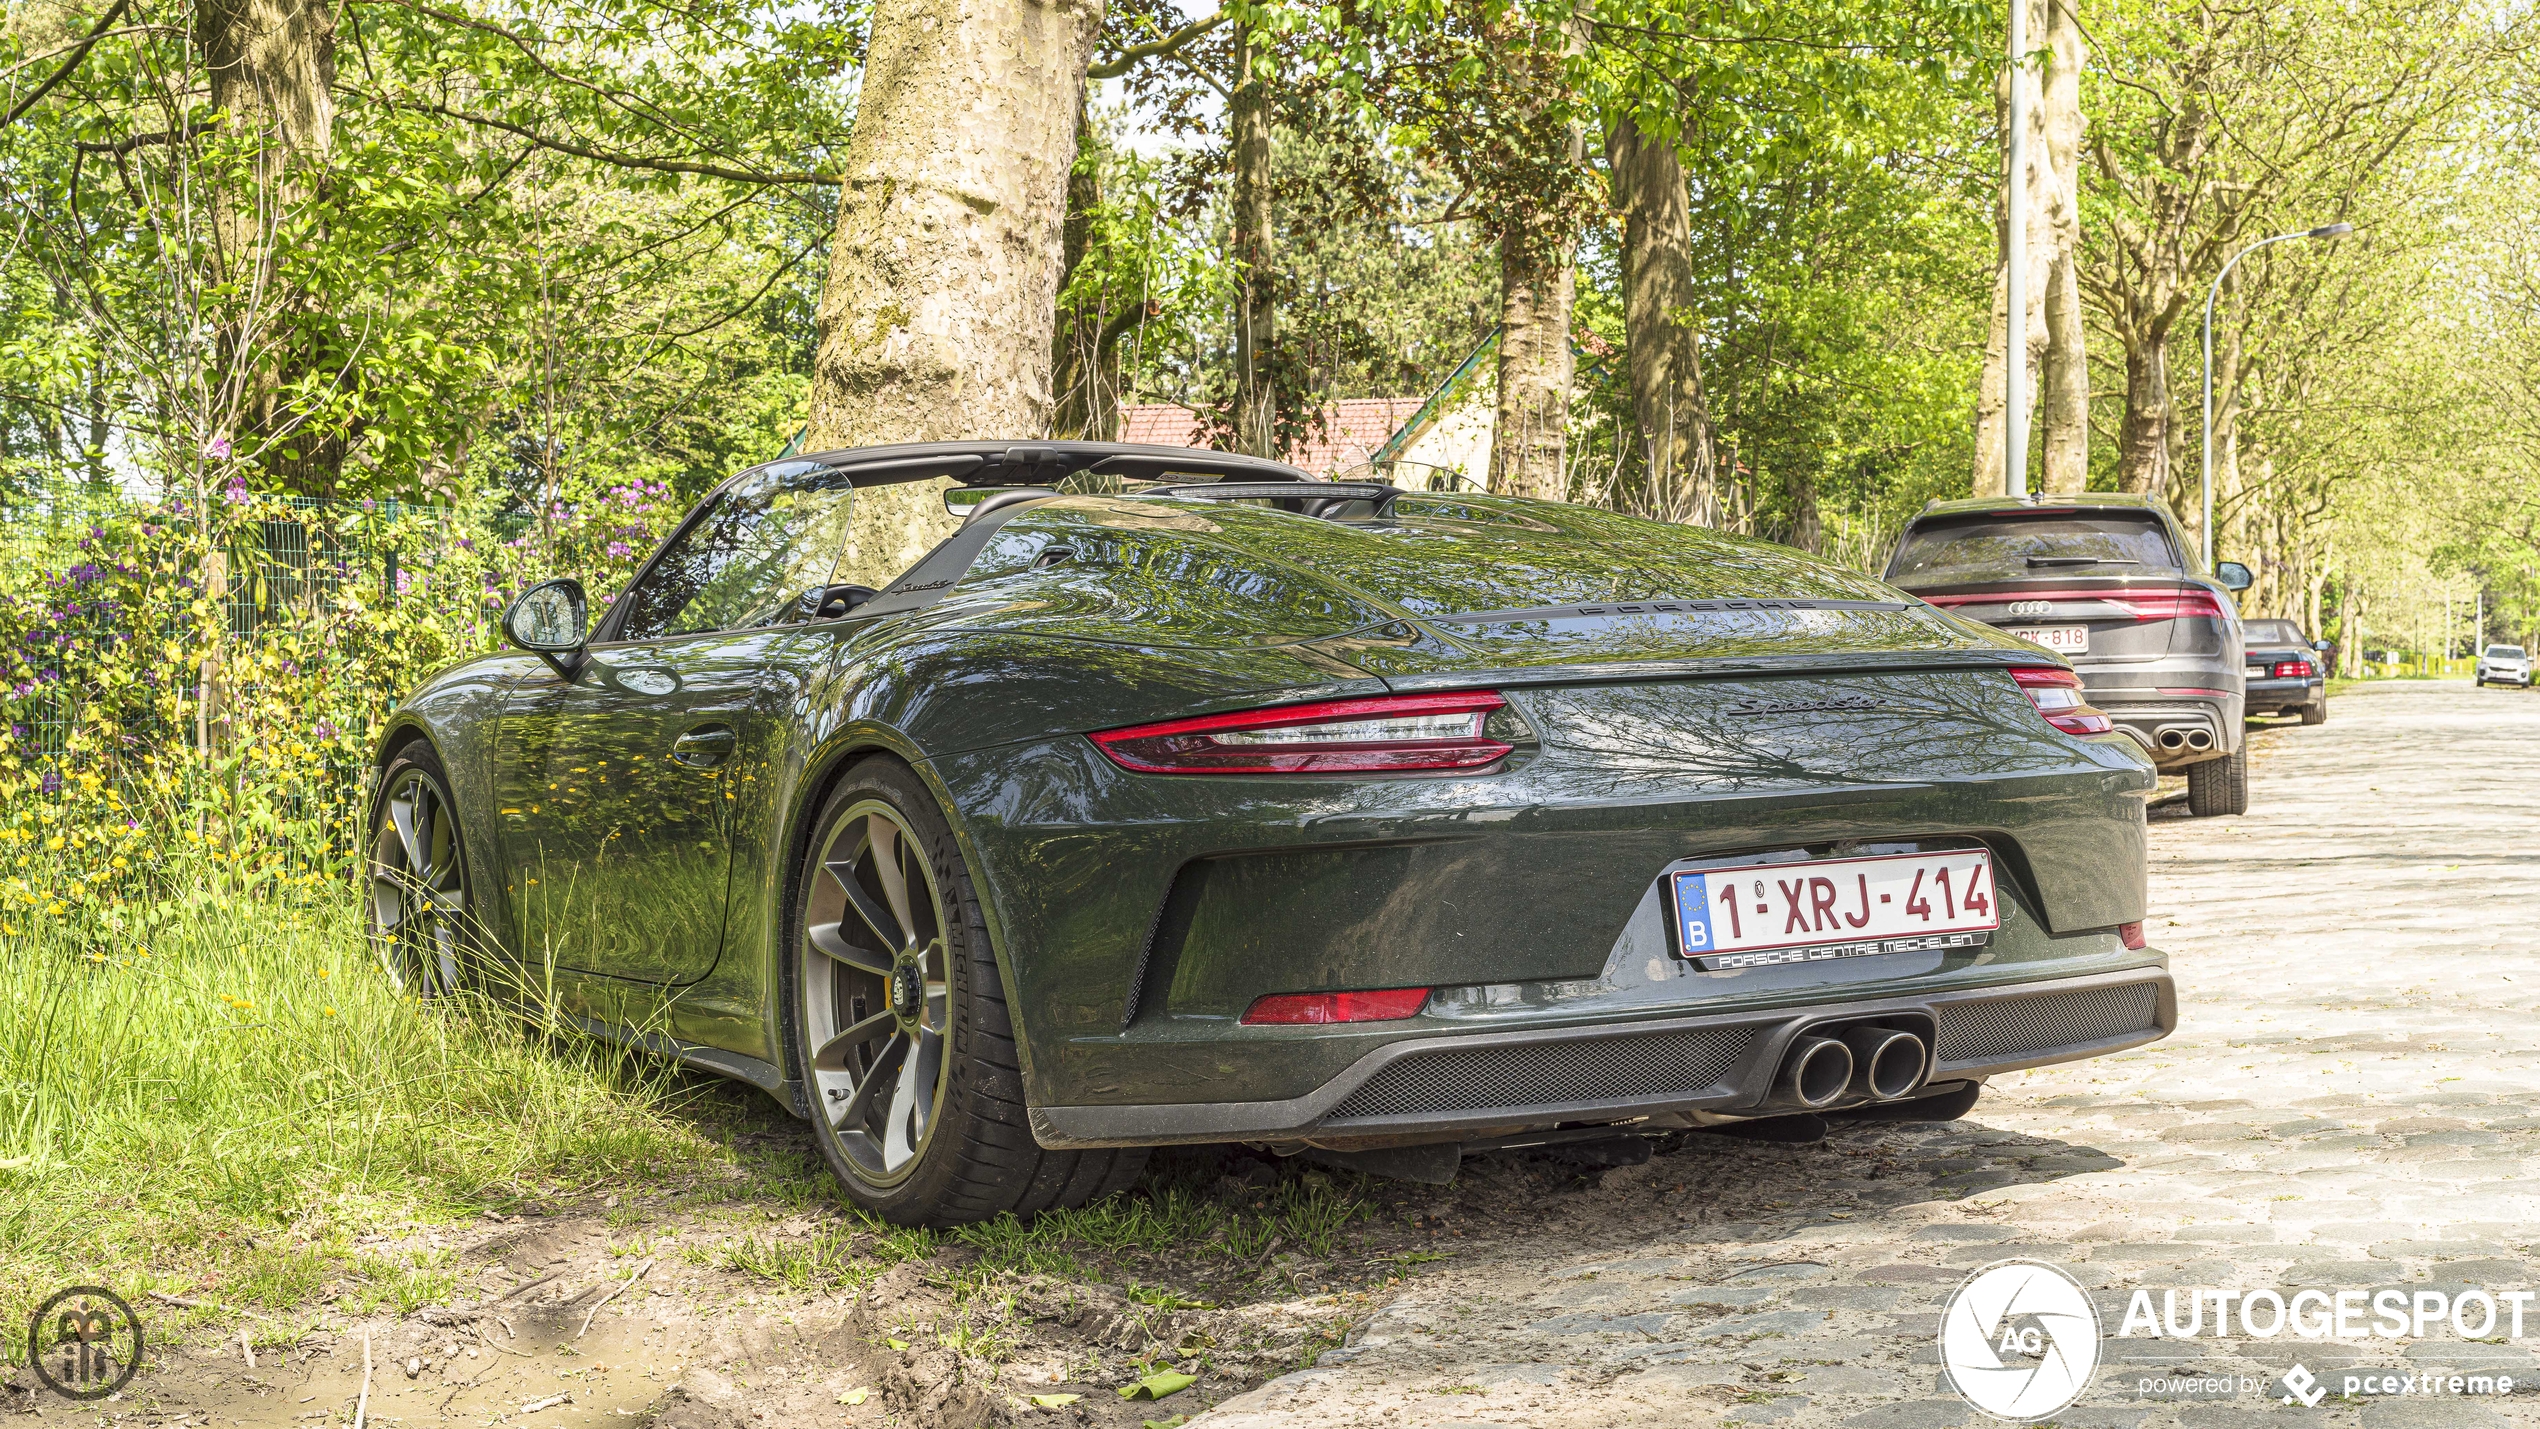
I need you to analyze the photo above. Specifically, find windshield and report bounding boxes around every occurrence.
[2247,620,2308,645]
[2488,645,2526,660]
[1885,512,2182,585]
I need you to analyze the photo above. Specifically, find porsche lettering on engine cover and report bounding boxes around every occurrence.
[367,441,2176,1226]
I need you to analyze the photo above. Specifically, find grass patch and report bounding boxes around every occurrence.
[0,879,727,1354]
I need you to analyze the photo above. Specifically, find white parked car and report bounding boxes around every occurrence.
[2477,644,2532,688]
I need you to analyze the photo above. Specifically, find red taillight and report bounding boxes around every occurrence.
[2105,588,2230,621]
[2271,660,2313,678]
[2118,921,2146,950]
[1091,691,1511,774]
[1923,587,2230,622]
[2011,666,2114,736]
[1241,987,1431,1025]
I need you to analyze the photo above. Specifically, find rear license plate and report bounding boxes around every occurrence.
[2006,624,2088,654]
[1669,850,2000,971]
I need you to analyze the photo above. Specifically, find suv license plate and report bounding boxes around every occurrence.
[2006,624,2088,654]
[1670,850,2000,971]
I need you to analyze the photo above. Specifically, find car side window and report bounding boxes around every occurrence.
[613,470,856,642]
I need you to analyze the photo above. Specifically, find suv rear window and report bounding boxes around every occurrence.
[1886,512,2181,585]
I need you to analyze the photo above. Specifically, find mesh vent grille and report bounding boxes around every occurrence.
[1328,1026,1754,1122]
[1934,983,2160,1065]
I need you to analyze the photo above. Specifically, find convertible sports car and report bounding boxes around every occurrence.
[368,441,2176,1225]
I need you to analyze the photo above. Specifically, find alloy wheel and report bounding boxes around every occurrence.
[802,800,951,1184]
[369,765,467,996]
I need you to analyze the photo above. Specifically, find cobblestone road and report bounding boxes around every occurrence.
[1201,680,2540,1429]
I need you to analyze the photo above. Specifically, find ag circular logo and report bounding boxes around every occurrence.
[26,1285,143,1401]
[1939,1259,2100,1421]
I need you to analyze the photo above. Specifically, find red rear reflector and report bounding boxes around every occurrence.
[2011,666,2113,736]
[2118,921,2146,950]
[1241,987,1431,1025]
[1091,691,1511,774]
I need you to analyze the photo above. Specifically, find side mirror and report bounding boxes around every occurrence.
[504,578,589,678]
[2214,561,2254,592]
[2313,639,2332,653]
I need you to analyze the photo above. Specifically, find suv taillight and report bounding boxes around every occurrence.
[1921,586,2230,622]
[1091,691,1512,774]
[2011,667,2113,736]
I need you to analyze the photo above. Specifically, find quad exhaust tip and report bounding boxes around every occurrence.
[1841,1026,1930,1101]
[1776,1035,1856,1109]
[1770,1025,1931,1110]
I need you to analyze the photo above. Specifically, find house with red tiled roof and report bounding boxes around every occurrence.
[1116,332,1503,486]
[1118,398,1432,475]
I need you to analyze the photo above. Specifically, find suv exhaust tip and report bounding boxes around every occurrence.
[1841,1026,1930,1101]
[2184,728,2214,750]
[1776,1035,1856,1109]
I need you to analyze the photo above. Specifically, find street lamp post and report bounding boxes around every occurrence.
[2201,222,2353,570]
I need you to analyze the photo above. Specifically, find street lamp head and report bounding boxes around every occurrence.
[2308,223,2355,239]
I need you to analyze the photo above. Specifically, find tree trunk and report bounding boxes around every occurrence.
[1229,24,1276,459]
[2115,332,2172,498]
[1490,222,1575,499]
[1787,464,1821,554]
[1049,106,1123,441]
[807,0,1104,586]
[195,0,340,495]
[197,0,337,160]
[1970,0,2051,499]
[2037,0,2088,493]
[1605,114,1717,526]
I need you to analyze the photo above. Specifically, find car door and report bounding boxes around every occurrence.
[493,466,859,985]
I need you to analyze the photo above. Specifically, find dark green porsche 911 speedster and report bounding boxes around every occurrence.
[367,441,2173,1224]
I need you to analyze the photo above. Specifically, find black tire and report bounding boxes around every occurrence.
[2186,744,2249,817]
[367,740,476,997]
[2300,700,2326,726]
[784,757,1147,1225]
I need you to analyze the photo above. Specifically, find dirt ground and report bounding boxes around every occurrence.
[17,680,2536,1429]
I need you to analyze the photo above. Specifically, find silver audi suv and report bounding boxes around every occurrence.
[1884,493,2253,816]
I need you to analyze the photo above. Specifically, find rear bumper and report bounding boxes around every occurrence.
[1029,965,2175,1148]
[2245,676,2324,709]
[2091,688,2240,768]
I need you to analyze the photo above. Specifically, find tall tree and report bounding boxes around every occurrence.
[1970,0,2085,497]
[1604,114,1714,523]
[806,0,1107,585]
[1227,22,1278,457]
[1356,0,1595,497]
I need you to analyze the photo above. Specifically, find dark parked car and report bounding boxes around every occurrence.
[2243,619,2329,723]
[1884,493,2254,817]
[370,443,2174,1224]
